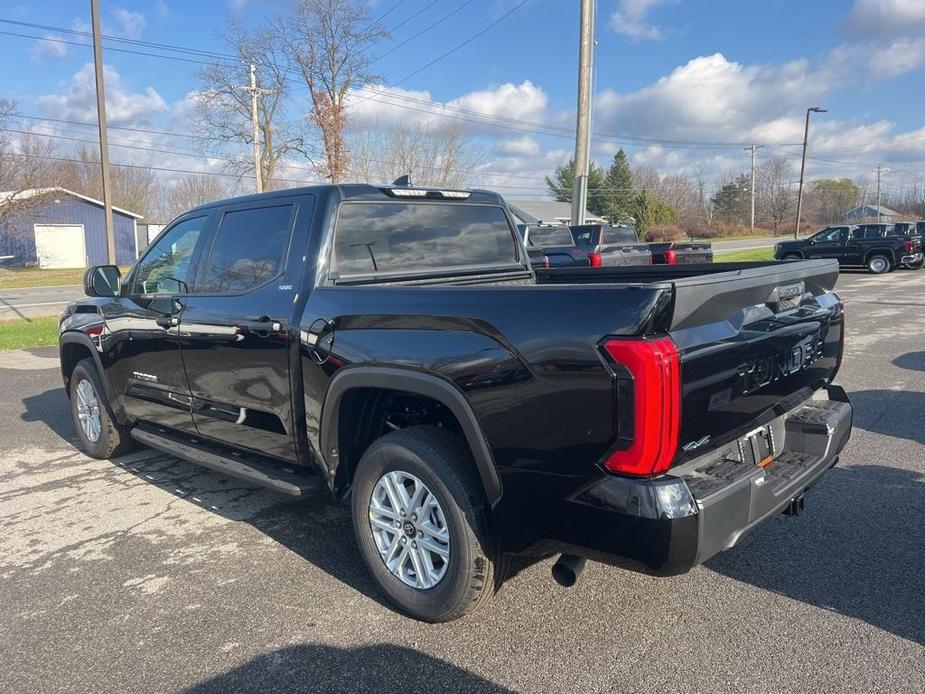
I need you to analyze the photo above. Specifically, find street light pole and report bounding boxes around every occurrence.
[794,106,827,239]
[570,0,595,226]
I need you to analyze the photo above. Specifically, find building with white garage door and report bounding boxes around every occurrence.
[0,187,141,268]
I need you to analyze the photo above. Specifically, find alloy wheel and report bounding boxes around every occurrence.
[368,470,450,589]
[75,379,102,443]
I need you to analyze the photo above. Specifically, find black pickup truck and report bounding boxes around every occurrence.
[516,222,592,268]
[775,224,923,273]
[60,184,851,622]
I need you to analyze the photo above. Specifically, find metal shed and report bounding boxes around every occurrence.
[0,187,141,268]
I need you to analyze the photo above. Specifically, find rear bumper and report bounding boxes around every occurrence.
[549,385,852,575]
[901,252,923,265]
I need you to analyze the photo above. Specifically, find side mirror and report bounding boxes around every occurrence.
[84,265,121,297]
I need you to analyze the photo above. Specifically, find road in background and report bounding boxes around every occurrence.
[712,237,781,253]
[0,271,923,693]
[0,284,82,321]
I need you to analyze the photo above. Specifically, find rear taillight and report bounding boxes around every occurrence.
[601,337,681,476]
[666,249,677,264]
[905,239,915,253]
[588,252,602,267]
[543,255,551,269]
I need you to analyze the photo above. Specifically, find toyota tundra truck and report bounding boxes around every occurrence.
[59,184,852,622]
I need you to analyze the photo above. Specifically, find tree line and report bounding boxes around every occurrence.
[546,149,925,237]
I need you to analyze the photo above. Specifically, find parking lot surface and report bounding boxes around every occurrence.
[0,269,923,693]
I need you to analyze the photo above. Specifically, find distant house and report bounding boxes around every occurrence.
[0,187,141,268]
[843,204,899,223]
[507,200,605,225]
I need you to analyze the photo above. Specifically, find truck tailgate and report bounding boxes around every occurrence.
[667,259,844,463]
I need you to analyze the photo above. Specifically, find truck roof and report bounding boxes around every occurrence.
[184,183,505,215]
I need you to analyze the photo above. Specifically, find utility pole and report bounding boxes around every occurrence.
[90,0,115,265]
[570,0,595,226]
[745,144,763,230]
[794,106,827,239]
[236,64,273,194]
[874,165,885,222]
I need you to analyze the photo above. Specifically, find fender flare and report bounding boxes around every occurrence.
[59,331,127,423]
[320,366,502,506]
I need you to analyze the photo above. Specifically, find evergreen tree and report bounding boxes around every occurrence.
[632,189,677,234]
[604,149,634,221]
[545,159,608,217]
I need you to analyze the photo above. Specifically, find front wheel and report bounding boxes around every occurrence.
[867,254,891,274]
[781,253,802,261]
[69,358,134,459]
[351,426,497,622]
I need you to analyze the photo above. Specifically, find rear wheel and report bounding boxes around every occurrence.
[69,358,134,459]
[351,426,497,622]
[782,253,802,261]
[866,254,891,274]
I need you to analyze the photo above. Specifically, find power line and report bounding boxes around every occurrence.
[2,17,806,151]
[373,1,475,62]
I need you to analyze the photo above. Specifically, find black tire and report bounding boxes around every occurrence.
[69,358,135,459]
[350,426,497,622]
[904,258,924,270]
[782,253,802,261]
[866,253,891,274]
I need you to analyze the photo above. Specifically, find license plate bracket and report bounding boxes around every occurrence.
[742,426,774,468]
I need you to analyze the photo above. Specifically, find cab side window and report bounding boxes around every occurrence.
[131,216,207,295]
[197,204,295,294]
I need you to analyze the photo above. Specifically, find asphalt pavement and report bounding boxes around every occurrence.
[0,269,922,693]
[0,284,83,321]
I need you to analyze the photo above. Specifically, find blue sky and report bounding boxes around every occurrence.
[1,0,924,199]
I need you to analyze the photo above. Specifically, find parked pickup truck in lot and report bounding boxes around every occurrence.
[775,224,923,273]
[647,240,714,265]
[59,184,852,622]
[516,222,592,268]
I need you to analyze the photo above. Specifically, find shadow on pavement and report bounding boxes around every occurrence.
[893,351,925,373]
[20,387,78,443]
[707,464,925,645]
[847,389,924,445]
[185,643,511,694]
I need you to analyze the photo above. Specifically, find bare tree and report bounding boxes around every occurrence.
[196,18,309,189]
[157,175,230,221]
[278,0,388,182]
[54,146,159,219]
[348,122,486,187]
[0,106,59,228]
[756,157,795,232]
[693,167,715,227]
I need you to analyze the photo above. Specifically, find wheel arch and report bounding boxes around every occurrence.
[60,332,102,393]
[320,367,502,507]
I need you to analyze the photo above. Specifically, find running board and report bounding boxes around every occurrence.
[130,425,322,497]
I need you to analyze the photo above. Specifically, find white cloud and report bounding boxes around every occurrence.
[495,135,542,156]
[112,9,146,39]
[842,0,925,37]
[609,0,678,41]
[868,36,925,76]
[38,63,168,126]
[30,35,68,62]
[348,81,548,136]
[154,1,171,19]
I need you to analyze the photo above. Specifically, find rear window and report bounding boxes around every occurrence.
[333,202,518,277]
[527,226,575,247]
[604,226,639,244]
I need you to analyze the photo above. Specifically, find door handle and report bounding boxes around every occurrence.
[240,316,283,335]
[156,315,179,328]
